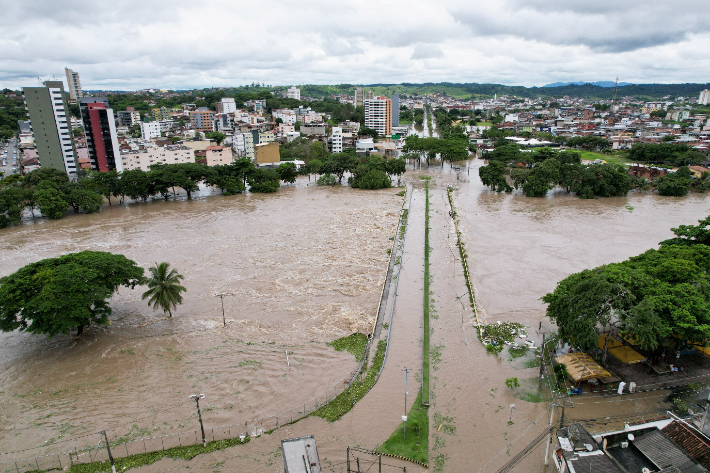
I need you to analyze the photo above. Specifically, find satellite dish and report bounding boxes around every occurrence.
[628,433,635,441]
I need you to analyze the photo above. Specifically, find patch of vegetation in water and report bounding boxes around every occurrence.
[328,332,368,361]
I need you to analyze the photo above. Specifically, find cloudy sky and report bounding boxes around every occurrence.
[1,0,708,91]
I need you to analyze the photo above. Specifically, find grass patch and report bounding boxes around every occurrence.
[312,340,386,422]
[422,180,430,406]
[376,390,429,465]
[508,377,551,404]
[399,209,408,240]
[66,436,250,473]
[328,333,368,361]
[396,190,406,196]
[577,150,633,166]
[508,345,528,359]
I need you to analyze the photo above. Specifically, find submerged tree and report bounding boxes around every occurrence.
[142,262,187,318]
[0,251,144,336]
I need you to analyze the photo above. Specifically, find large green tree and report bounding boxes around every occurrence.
[141,262,187,318]
[0,251,144,336]
[543,242,710,361]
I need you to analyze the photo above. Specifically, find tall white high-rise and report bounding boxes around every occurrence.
[364,96,392,136]
[64,68,83,101]
[699,89,710,106]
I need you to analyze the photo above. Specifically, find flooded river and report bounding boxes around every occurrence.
[2,155,709,471]
[0,183,400,456]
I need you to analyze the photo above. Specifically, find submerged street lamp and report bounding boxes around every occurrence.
[190,394,207,447]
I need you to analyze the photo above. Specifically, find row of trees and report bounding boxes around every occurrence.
[301,152,406,189]
[402,132,469,166]
[0,160,299,227]
[0,251,186,337]
[477,138,710,198]
[544,217,710,364]
[627,142,706,166]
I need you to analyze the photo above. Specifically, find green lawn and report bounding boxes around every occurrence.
[376,391,429,465]
[577,150,633,166]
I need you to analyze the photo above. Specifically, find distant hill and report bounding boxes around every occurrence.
[543,81,633,88]
[285,82,710,101]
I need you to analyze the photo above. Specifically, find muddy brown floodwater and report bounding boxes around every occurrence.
[2,159,710,473]
[0,183,400,456]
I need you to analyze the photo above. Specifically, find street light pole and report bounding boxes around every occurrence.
[402,367,410,440]
[102,430,116,473]
[190,394,207,447]
[215,293,228,327]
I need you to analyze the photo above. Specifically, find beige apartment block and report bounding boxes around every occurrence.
[121,146,195,171]
[205,146,233,166]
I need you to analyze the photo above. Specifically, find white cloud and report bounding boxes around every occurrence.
[0,0,708,90]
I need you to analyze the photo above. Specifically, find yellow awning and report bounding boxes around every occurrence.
[598,333,623,349]
[608,345,645,364]
[555,353,612,382]
[695,344,710,357]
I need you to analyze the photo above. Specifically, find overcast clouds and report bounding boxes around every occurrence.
[1,0,708,90]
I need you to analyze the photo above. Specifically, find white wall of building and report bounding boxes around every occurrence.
[141,121,161,140]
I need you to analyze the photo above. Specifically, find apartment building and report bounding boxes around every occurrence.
[23,80,78,175]
[364,96,392,136]
[354,88,374,108]
[152,107,170,120]
[273,109,298,124]
[64,68,83,101]
[699,89,710,106]
[329,127,343,153]
[117,107,141,126]
[287,86,301,100]
[79,97,122,172]
[234,130,275,158]
[121,145,195,171]
[216,97,237,114]
[141,121,161,140]
[190,107,215,132]
[205,146,233,166]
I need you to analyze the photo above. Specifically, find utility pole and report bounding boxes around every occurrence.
[543,406,555,466]
[190,394,207,447]
[102,430,116,473]
[215,293,227,327]
[402,367,410,440]
[539,333,546,391]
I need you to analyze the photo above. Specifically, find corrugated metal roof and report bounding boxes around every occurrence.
[634,429,704,472]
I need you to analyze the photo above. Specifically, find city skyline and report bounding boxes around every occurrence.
[1,1,709,91]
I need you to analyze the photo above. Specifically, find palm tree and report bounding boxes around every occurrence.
[142,262,187,318]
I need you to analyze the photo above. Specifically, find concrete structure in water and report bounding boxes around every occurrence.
[64,68,83,101]
[80,97,123,172]
[23,80,78,175]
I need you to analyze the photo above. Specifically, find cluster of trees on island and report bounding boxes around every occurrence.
[544,216,710,366]
[0,152,407,228]
[478,138,710,198]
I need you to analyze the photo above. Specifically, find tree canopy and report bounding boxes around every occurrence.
[543,228,710,360]
[0,251,144,336]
